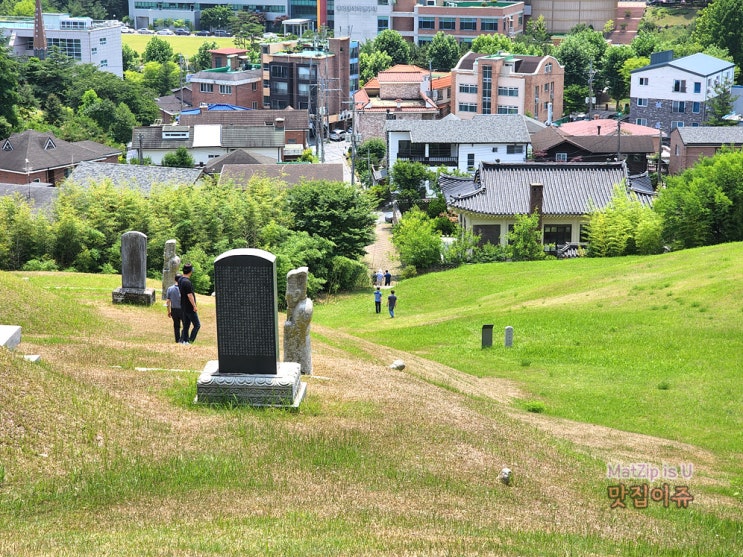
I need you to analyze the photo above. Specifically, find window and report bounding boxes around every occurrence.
[671,121,684,129]
[555,152,567,162]
[272,81,288,95]
[252,101,258,109]
[99,59,108,68]
[99,37,107,45]
[297,66,316,80]
[271,65,288,78]
[481,18,498,32]
[675,144,680,156]
[497,86,519,97]
[673,79,686,93]
[200,83,213,93]
[219,85,232,94]
[467,153,475,170]
[497,105,518,114]
[377,17,389,32]
[491,147,498,153]
[419,17,435,30]
[252,82,257,91]
[298,83,310,96]
[635,118,647,126]
[545,63,552,74]
[460,18,477,31]
[543,224,572,245]
[672,101,686,113]
[459,84,477,94]
[637,98,648,107]
[639,77,648,86]
[458,102,477,113]
[482,100,491,114]
[692,101,700,114]
[506,144,524,154]
[92,47,97,55]
[439,18,455,31]
[694,82,701,94]
[473,224,501,246]
[47,38,81,60]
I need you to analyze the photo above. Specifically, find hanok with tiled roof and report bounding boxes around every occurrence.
[669,125,743,175]
[0,130,119,186]
[354,64,449,141]
[531,125,657,174]
[440,161,654,248]
[451,52,564,125]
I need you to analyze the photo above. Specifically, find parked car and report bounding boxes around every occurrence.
[329,129,346,142]
[195,30,212,36]
[137,28,154,34]
[213,30,232,37]
[156,28,174,35]
[174,28,190,35]
[120,25,135,34]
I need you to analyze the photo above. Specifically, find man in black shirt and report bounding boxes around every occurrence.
[178,263,200,344]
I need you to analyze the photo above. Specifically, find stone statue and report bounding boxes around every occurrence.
[161,239,180,300]
[283,266,313,375]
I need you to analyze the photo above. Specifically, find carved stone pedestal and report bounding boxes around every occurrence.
[112,287,156,306]
[195,361,306,408]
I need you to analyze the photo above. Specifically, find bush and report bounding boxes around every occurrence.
[327,256,369,293]
[392,207,442,271]
[22,258,58,271]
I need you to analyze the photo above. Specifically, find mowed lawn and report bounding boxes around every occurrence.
[122,34,238,57]
[314,242,743,459]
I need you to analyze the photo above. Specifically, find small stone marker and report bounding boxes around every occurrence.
[0,325,22,350]
[390,359,405,370]
[504,326,514,347]
[196,248,306,408]
[161,239,180,300]
[482,324,494,348]
[283,267,313,375]
[24,355,41,363]
[112,231,156,305]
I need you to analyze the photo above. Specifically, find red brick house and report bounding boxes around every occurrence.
[0,130,120,186]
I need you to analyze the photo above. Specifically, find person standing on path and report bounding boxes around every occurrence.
[387,290,397,318]
[375,269,384,286]
[179,263,200,344]
[165,274,183,343]
[374,287,382,314]
[384,269,391,286]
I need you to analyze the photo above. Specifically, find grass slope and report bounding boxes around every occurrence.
[316,243,743,457]
[0,248,741,555]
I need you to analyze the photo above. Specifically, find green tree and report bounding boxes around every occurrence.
[705,79,737,126]
[654,148,743,248]
[359,50,392,85]
[554,27,608,89]
[122,43,141,72]
[508,213,545,261]
[391,160,434,208]
[693,0,743,79]
[110,102,137,144]
[44,93,65,126]
[200,5,234,31]
[142,60,180,96]
[391,206,441,272]
[602,45,635,109]
[521,14,553,55]
[0,39,20,131]
[373,30,410,66]
[355,138,386,188]
[232,11,264,49]
[630,31,659,58]
[563,84,590,114]
[190,41,219,71]
[471,34,543,57]
[142,36,175,64]
[286,180,376,260]
[162,146,195,168]
[428,32,460,72]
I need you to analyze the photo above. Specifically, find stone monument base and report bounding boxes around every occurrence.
[112,288,156,306]
[195,361,306,408]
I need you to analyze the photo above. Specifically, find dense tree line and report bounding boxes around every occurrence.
[0,177,376,298]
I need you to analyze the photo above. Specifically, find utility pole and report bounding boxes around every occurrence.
[587,62,596,117]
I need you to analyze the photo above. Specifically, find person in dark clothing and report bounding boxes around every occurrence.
[165,274,183,343]
[178,263,200,344]
[387,290,397,318]
[384,270,391,286]
[374,287,382,313]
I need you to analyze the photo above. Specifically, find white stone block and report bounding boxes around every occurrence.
[0,325,21,350]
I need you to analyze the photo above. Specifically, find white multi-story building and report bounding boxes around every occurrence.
[0,13,123,77]
[629,51,735,136]
[128,1,289,31]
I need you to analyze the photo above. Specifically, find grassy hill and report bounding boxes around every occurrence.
[0,245,741,555]
[122,34,240,58]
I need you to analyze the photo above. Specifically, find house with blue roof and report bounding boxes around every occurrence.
[629,51,735,136]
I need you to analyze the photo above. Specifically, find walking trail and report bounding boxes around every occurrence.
[363,214,401,282]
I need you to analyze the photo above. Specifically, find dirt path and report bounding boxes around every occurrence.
[363,214,401,282]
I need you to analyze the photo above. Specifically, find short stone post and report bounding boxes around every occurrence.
[283,267,313,375]
[161,239,180,300]
[504,326,514,347]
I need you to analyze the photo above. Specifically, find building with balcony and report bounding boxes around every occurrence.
[0,13,123,76]
[451,51,563,123]
[261,37,358,131]
[189,48,263,109]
